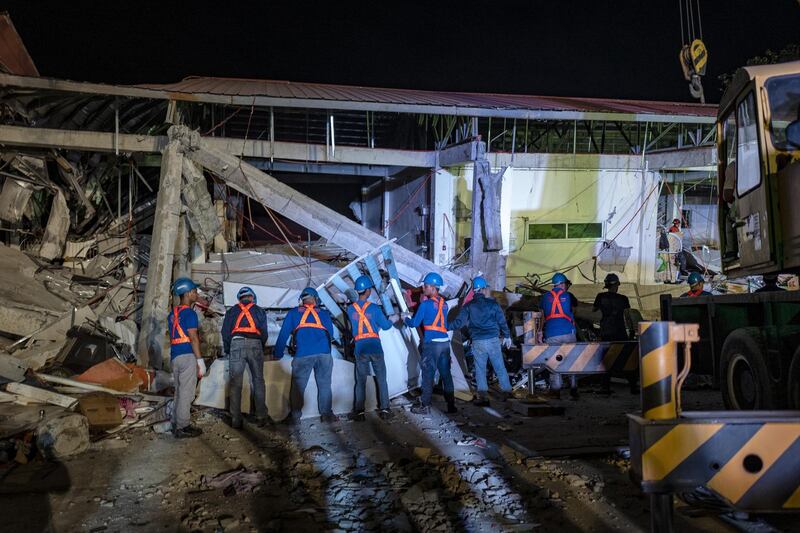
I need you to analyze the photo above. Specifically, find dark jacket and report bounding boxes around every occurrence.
[448,293,510,340]
[222,303,269,354]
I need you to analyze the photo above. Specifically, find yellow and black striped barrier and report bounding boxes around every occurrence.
[628,321,800,528]
[521,341,639,375]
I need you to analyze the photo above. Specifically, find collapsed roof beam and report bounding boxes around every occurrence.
[169,126,466,295]
[0,124,477,168]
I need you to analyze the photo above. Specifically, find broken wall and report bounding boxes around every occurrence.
[447,163,662,286]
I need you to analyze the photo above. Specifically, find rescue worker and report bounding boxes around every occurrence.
[448,276,513,407]
[405,272,456,415]
[221,286,270,429]
[681,272,711,297]
[540,272,579,399]
[593,273,632,395]
[347,275,393,421]
[755,273,782,293]
[167,277,205,438]
[592,274,630,342]
[274,287,338,423]
[669,218,681,233]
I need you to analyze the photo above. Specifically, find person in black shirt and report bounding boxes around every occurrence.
[593,273,630,342]
[593,273,632,395]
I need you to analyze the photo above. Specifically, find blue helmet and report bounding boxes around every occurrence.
[422,272,443,287]
[354,275,373,292]
[552,272,567,285]
[604,273,620,287]
[173,277,198,296]
[300,287,319,301]
[687,272,704,285]
[237,286,257,303]
[472,276,487,290]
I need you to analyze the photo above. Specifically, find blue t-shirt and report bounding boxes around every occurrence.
[167,306,199,359]
[541,289,575,339]
[347,299,393,356]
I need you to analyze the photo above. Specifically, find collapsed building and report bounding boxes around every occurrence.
[0,10,718,441]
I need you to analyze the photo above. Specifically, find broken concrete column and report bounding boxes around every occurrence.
[38,189,69,260]
[470,146,507,290]
[173,213,190,280]
[181,159,222,244]
[136,137,183,369]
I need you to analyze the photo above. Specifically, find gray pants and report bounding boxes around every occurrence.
[229,337,267,424]
[172,354,197,430]
[546,332,578,391]
[290,353,333,419]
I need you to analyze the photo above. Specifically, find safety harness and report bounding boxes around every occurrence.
[544,289,573,323]
[352,301,379,341]
[686,288,705,297]
[232,302,261,334]
[295,304,327,331]
[170,305,192,345]
[423,296,447,333]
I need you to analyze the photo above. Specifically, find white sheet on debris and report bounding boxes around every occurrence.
[222,281,301,309]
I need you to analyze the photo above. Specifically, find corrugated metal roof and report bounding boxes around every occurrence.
[138,76,717,118]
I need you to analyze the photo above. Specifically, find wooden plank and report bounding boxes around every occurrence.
[5,382,78,409]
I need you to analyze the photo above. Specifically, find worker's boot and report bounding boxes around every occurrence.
[410,403,430,415]
[472,394,490,407]
[230,418,243,430]
[378,409,393,421]
[499,391,513,403]
[350,411,366,422]
[445,392,457,414]
[174,425,203,439]
[255,416,274,428]
[320,413,339,423]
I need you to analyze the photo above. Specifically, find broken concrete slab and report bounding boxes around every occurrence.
[36,411,90,459]
[0,177,33,222]
[0,351,28,381]
[37,189,69,260]
[181,159,221,244]
[6,382,78,409]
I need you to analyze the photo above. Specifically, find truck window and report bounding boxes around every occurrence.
[721,111,736,193]
[736,92,761,197]
[765,74,800,151]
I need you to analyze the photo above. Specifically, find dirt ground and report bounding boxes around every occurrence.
[1,382,798,533]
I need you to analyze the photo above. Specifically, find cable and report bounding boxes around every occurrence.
[678,0,685,46]
[384,171,432,231]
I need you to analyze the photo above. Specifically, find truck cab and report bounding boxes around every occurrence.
[718,61,800,277]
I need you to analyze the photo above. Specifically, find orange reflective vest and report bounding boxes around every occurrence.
[544,290,573,323]
[423,296,447,333]
[295,305,327,331]
[352,301,379,341]
[232,302,261,334]
[170,305,192,345]
[686,289,705,297]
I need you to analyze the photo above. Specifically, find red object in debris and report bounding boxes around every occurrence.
[75,359,153,393]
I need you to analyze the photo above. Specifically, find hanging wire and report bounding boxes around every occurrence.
[678,0,686,46]
[696,0,703,41]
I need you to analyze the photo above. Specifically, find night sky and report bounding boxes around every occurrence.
[2,0,799,104]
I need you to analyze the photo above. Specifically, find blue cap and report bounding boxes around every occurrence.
[237,286,257,303]
[354,275,373,292]
[300,287,319,301]
[472,276,487,290]
[173,277,198,296]
[552,272,567,285]
[604,273,620,286]
[422,272,443,287]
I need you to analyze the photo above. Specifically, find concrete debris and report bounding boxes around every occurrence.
[35,411,90,459]
[201,467,266,495]
[0,177,33,223]
[38,189,70,260]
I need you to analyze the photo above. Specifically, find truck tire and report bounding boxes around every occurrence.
[789,347,800,409]
[720,329,776,410]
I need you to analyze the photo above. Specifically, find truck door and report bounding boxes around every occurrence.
[734,91,773,271]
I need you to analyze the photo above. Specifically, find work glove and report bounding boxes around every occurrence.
[502,337,513,349]
[196,358,207,379]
